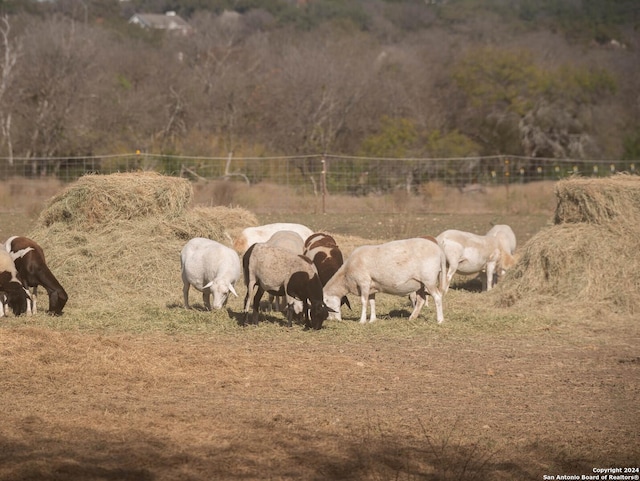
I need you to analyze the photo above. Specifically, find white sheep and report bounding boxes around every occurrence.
[180,237,241,310]
[265,230,305,254]
[233,223,314,254]
[486,224,517,255]
[436,229,516,292]
[323,238,446,324]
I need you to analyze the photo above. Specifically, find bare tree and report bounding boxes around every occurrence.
[248,27,381,190]
[11,16,104,174]
[182,10,265,156]
[0,15,20,166]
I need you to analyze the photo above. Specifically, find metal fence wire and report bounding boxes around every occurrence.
[1,153,637,194]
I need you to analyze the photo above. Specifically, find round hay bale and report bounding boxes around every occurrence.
[496,175,640,314]
[497,224,632,305]
[553,174,640,225]
[37,172,193,229]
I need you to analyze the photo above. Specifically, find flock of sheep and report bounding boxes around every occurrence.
[0,222,516,326]
[181,222,518,330]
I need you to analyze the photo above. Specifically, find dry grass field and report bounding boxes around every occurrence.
[0,175,638,481]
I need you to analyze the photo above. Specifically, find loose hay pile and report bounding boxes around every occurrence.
[38,172,193,228]
[28,172,258,313]
[497,174,640,314]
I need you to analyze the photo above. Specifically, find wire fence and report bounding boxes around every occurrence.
[1,153,637,195]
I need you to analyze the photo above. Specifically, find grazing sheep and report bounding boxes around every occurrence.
[266,230,306,254]
[486,224,517,255]
[243,243,332,329]
[303,233,350,311]
[5,236,67,315]
[233,223,314,254]
[0,249,30,317]
[436,229,516,292]
[181,237,241,310]
[323,238,446,324]
[264,230,306,311]
[485,224,517,286]
[303,233,344,286]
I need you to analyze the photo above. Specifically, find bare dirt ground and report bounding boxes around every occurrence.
[1,322,638,481]
[1,208,638,481]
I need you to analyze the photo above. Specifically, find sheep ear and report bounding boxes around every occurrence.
[325,304,337,314]
[203,281,214,289]
[229,284,238,297]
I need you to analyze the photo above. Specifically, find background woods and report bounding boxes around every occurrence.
[0,0,638,173]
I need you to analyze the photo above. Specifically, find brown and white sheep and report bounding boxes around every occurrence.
[0,249,30,317]
[303,233,344,286]
[264,230,306,311]
[243,243,333,330]
[5,236,67,316]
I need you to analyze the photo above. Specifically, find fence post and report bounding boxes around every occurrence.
[504,157,510,207]
[321,155,327,215]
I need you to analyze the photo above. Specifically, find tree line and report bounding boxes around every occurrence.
[0,0,638,179]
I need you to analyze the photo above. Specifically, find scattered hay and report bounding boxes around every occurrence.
[27,217,230,311]
[199,205,259,240]
[37,172,193,229]
[496,175,640,314]
[167,206,255,242]
[27,173,259,312]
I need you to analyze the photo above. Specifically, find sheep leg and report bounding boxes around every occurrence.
[251,286,265,325]
[29,286,37,315]
[182,282,191,309]
[285,301,294,328]
[359,288,369,324]
[202,287,212,310]
[432,289,444,324]
[368,294,377,323]
[485,261,495,291]
[243,280,257,325]
[408,291,428,308]
[445,262,457,294]
[408,289,426,320]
